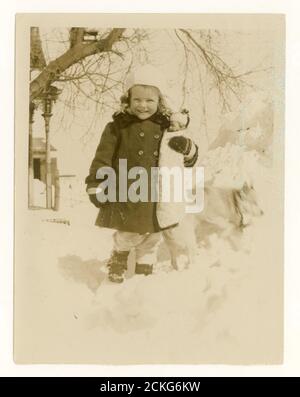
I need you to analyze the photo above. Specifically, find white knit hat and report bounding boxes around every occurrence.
[124,64,168,97]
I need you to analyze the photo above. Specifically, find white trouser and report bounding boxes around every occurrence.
[113,225,194,268]
[113,230,162,265]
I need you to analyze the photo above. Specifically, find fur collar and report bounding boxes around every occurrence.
[112,111,170,130]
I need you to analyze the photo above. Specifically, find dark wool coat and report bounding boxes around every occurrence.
[85,112,198,234]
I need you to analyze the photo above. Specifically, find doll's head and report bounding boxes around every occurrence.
[168,109,190,131]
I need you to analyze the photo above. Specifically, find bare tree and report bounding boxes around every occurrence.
[31,27,271,144]
[174,29,271,112]
[31,27,267,103]
[29,26,272,209]
[30,28,126,102]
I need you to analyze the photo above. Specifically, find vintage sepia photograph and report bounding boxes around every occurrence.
[14,14,284,364]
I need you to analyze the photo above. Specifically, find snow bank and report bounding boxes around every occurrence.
[15,143,281,364]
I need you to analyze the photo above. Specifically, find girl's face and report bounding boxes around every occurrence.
[129,85,159,120]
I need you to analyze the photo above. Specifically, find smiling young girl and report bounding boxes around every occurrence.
[85,65,198,282]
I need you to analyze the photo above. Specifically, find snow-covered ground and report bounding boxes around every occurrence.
[14,149,283,364]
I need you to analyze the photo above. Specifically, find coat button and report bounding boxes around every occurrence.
[139,131,145,137]
[153,150,159,156]
[138,150,144,156]
[154,134,160,139]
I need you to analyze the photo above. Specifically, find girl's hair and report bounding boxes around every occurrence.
[119,85,172,117]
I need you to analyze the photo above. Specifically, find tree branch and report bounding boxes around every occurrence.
[30,28,125,101]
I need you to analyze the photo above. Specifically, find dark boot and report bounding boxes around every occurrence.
[135,263,153,276]
[107,250,130,283]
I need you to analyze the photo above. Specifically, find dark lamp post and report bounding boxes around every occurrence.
[28,101,37,208]
[38,85,61,209]
[43,98,53,116]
